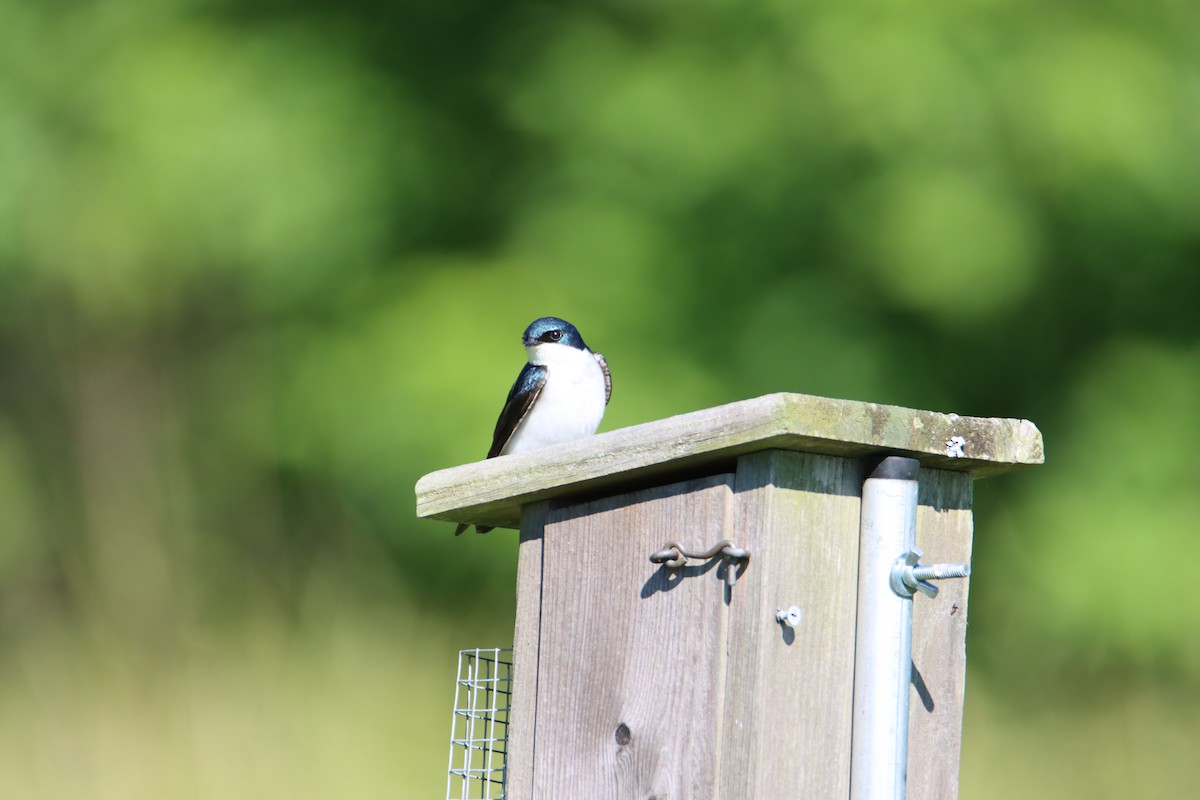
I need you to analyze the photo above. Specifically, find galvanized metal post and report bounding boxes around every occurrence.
[850,456,920,800]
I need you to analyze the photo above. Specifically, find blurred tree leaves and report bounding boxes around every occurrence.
[981,340,1200,681]
[0,0,1199,793]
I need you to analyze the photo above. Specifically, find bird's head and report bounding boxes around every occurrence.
[522,317,589,351]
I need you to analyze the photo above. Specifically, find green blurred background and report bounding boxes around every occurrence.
[1,0,1198,796]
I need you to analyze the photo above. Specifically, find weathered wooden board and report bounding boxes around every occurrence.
[511,475,737,799]
[416,392,1043,530]
[907,469,974,800]
[721,450,864,798]
[506,501,548,800]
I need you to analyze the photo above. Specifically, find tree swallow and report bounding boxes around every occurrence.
[456,317,611,535]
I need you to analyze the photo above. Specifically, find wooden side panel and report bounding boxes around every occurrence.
[907,470,974,800]
[507,501,549,800]
[528,474,737,800]
[720,450,864,799]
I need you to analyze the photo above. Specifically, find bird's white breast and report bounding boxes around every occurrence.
[502,343,607,455]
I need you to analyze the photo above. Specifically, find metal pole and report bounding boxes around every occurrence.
[849,456,920,800]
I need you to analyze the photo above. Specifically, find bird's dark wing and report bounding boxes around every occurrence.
[488,363,547,458]
[455,364,547,536]
[594,351,612,405]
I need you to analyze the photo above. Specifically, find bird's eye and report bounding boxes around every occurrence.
[546,330,563,342]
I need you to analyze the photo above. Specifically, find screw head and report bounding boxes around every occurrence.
[775,606,802,628]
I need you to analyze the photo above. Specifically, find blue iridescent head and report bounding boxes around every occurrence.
[522,317,589,351]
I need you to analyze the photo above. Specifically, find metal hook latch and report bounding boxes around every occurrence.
[650,540,751,587]
[890,546,970,599]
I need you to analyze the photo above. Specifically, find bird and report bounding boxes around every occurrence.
[456,317,611,535]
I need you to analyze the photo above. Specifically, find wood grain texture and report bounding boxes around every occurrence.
[721,450,864,798]
[524,475,737,800]
[907,469,974,800]
[416,392,1042,530]
[507,501,549,800]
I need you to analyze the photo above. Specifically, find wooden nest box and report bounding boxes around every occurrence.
[417,393,1043,799]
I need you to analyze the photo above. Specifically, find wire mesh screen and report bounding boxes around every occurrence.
[446,648,512,800]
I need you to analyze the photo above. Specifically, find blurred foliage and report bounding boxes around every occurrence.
[1,0,1198,796]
